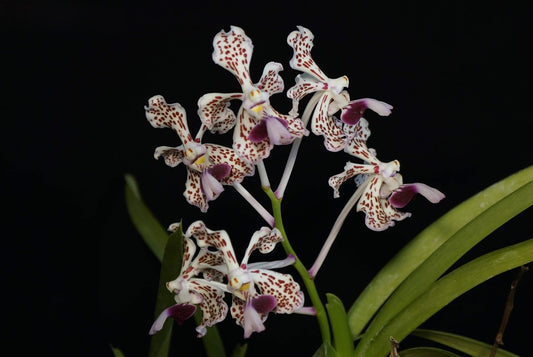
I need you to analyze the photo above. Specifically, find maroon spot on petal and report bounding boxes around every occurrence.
[167,303,197,325]
[341,100,369,125]
[389,184,418,208]
[249,121,268,143]
[208,163,231,180]
[251,295,277,314]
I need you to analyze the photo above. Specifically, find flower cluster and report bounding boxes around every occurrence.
[145,25,444,339]
[149,221,306,338]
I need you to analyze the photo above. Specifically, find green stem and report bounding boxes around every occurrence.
[264,187,331,344]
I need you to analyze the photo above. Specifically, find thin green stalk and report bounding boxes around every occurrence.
[264,187,331,344]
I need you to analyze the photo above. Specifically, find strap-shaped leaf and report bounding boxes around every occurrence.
[350,165,533,357]
[365,238,533,357]
[149,224,183,357]
[348,165,533,338]
[412,329,518,357]
[124,174,168,261]
[326,293,354,356]
[399,347,460,357]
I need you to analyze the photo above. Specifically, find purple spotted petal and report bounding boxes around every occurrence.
[389,183,445,208]
[149,303,196,335]
[251,295,277,314]
[207,163,231,180]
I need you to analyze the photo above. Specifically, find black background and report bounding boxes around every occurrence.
[2,1,532,356]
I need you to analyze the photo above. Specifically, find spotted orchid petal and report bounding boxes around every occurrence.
[189,279,229,337]
[287,26,328,83]
[343,118,380,164]
[145,95,194,145]
[286,73,326,106]
[154,145,184,167]
[197,93,243,134]
[311,92,346,151]
[256,62,285,96]
[233,107,273,163]
[390,183,446,208]
[241,227,283,267]
[251,268,305,314]
[328,162,378,198]
[341,98,393,125]
[178,143,254,212]
[212,26,254,90]
[357,175,396,231]
[149,303,197,335]
[186,220,239,271]
[205,143,255,183]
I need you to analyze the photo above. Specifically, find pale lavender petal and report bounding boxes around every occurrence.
[201,171,224,201]
[243,300,267,338]
[264,116,292,145]
[149,304,196,335]
[390,183,445,208]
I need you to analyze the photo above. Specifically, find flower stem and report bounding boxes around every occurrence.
[264,186,331,344]
[233,183,275,227]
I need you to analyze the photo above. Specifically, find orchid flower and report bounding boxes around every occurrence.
[197,26,308,163]
[328,118,445,231]
[145,95,255,212]
[186,220,305,338]
[287,26,393,152]
[149,232,229,337]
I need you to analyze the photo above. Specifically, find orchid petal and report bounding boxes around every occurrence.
[212,26,254,90]
[357,175,395,231]
[251,269,304,314]
[233,107,272,163]
[287,74,324,99]
[149,303,197,335]
[241,227,283,266]
[201,171,224,201]
[197,92,242,134]
[186,221,239,271]
[311,92,346,152]
[205,144,255,184]
[328,162,378,198]
[256,62,285,95]
[252,295,277,314]
[390,183,446,208]
[183,169,208,212]
[207,163,231,181]
[344,118,380,164]
[264,116,292,145]
[154,145,184,167]
[341,98,393,125]
[287,26,328,82]
[189,279,229,337]
[145,95,194,144]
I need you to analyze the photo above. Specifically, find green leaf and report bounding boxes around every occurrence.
[313,341,337,357]
[124,174,168,261]
[364,238,533,357]
[399,347,461,357]
[348,165,533,338]
[326,293,354,356]
[149,224,184,357]
[351,166,533,357]
[229,343,248,357]
[412,329,519,357]
[110,345,126,357]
